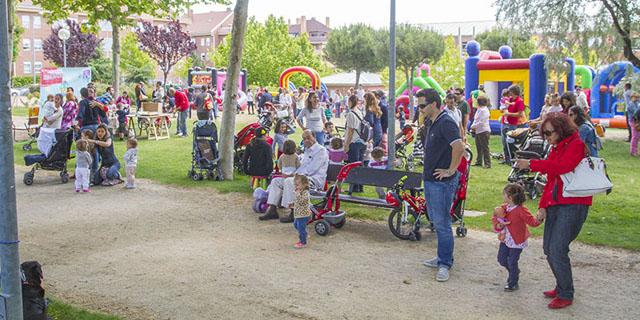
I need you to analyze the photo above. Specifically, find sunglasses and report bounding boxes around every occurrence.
[418,104,429,109]
[542,129,555,137]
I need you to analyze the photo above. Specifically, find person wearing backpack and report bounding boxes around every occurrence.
[568,106,601,157]
[344,94,370,193]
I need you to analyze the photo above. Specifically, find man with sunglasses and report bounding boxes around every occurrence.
[417,89,465,282]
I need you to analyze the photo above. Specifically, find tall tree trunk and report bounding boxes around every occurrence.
[111,24,120,96]
[219,0,249,181]
[8,0,14,80]
[355,70,361,87]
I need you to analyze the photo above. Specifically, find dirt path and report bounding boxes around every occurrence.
[15,168,640,320]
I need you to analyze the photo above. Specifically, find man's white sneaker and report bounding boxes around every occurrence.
[422,257,438,268]
[436,267,450,282]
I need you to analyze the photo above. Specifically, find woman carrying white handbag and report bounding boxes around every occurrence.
[515,112,594,310]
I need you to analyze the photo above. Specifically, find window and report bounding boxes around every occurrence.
[200,38,205,46]
[22,39,30,50]
[33,16,41,29]
[22,15,30,28]
[33,39,42,51]
[34,62,43,72]
[205,38,211,47]
[23,62,32,74]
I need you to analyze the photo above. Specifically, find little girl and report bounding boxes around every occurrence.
[368,147,388,199]
[278,139,300,176]
[80,129,97,183]
[272,119,289,159]
[124,138,138,189]
[291,174,311,249]
[74,139,92,193]
[492,183,542,292]
[327,137,348,165]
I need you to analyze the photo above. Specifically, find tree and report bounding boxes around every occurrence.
[474,27,536,59]
[88,48,113,84]
[430,36,465,90]
[136,20,196,86]
[324,24,386,86]
[33,0,222,96]
[219,0,249,181]
[211,15,324,88]
[175,53,207,80]
[496,0,640,68]
[120,32,156,84]
[377,24,444,117]
[43,19,101,67]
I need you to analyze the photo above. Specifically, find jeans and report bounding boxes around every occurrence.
[314,131,325,146]
[80,124,99,135]
[424,173,460,269]
[543,204,589,300]
[177,110,188,136]
[497,243,523,287]
[94,161,121,185]
[347,142,366,193]
[248,101,255,114]
[294,217,310,244]
[335,103,341,118]
[501,124,517,164]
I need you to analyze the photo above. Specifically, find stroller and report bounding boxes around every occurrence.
[23,129,73,185]
[506,127,549,199]
[233,113,273,172]
[188,120,223,181]
[395,125,416,171]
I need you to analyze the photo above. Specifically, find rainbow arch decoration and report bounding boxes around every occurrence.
[279,66,321,90]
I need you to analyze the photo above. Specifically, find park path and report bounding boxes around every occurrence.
[15,168,640,320]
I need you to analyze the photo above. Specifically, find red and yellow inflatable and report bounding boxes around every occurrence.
[279,66,321,90]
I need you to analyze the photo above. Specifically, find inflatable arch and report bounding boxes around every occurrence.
[279,66,321,91]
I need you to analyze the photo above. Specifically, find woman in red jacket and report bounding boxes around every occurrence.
[515,112,592,309]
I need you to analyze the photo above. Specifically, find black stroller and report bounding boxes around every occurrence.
[23,129,73,185]
[188,120,222,181]
[506,127,549,199]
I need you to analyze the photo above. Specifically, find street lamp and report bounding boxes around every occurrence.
[57,27,71,68]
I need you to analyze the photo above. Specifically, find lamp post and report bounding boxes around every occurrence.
[387,0,396,168]
[57,27,70,68]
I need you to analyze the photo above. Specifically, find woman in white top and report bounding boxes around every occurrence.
[297,91,327,145]
[41,94,63,129]
[344,94,366,193]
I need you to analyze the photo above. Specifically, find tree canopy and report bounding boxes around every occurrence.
[324,23,386,86]
[211,15,324,88]
[496,0,640,67]
[430,36,465,90]
[43,19,101,67]
[474,27,536,59]
[136,20,195,86]
[120,32,157,84]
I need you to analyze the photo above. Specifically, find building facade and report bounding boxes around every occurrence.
[183,9,234,60]
[288,16,331,53]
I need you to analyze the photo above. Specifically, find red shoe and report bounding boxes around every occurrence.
[294,241,306,249]
[543,289,557,298]
[548,297,572,309]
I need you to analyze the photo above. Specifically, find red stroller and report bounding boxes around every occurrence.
[233,113,273,172]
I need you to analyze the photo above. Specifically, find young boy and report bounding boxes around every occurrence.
[368,147,388,199]
[471,96,491,168]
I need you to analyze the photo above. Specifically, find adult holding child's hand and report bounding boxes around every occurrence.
[515,112,592,310]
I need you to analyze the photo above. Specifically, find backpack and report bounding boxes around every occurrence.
[352,110,372,141]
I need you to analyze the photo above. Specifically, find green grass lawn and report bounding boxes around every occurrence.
[12,116,640,250]
[48,298,121,320]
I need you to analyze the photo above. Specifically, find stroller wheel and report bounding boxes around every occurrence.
[456,226,467,237]
[22,143,32,151]
[23,172,34,185]
[314,220,330,236]
[60,172,69,184]
[191,172,200,181]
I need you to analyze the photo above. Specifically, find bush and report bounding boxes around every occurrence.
[12,76,39,87]
[28,84,40,93]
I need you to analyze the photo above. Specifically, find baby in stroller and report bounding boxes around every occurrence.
[23,129,74,185]
[507,127,549,199]
[189,120,222,181]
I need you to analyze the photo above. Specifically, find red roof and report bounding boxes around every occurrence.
[477,59,530,70]
[186,10,233,36]
[288,18,331,34]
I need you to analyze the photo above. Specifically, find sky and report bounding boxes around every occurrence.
[192,0,498,28]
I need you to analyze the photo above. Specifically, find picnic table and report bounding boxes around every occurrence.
[126,113,172,141]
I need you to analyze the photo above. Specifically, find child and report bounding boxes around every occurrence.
[115,103,130,140]
[327,137,348,165]
[470,96,491,168]
[74,139,92,193]
[291,174,311,249]
[323,121,336,146]
[492,183,542,292]
[368,147,388,199]
[80,130,97,183]
[123,138,138,189]
[278,139,301,176]
[242,127,273,177]
[272,119,289,159]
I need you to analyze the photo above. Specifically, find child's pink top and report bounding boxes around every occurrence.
[328,147,347,164]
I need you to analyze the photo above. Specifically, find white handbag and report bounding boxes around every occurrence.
[560,157,612,197]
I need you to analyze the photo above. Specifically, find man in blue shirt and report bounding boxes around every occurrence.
[417,89,465,282]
